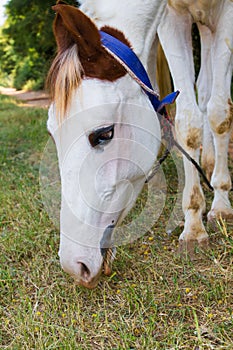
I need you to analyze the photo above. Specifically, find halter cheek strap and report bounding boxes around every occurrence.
[100,30,179,113]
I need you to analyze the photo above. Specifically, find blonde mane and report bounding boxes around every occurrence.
[47,44,83,123]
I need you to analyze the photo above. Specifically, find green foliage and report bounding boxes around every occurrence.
[0,0,79,90]
[12,49,47,90]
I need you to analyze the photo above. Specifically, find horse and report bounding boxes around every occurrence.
[158,0,233,250]
[47,0,233,288]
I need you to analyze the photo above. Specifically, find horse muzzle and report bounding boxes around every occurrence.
[59,248,115,289]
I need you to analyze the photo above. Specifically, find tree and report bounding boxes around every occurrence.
[0,0,79,89]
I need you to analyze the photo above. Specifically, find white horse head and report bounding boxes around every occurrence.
[47,3,161,288]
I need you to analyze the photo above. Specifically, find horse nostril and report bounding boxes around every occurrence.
[77,262,91,281]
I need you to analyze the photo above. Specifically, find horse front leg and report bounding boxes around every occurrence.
[158,6,208,253]
[207,2,233,222]
[207,98,233,221]
[197,24,215,181]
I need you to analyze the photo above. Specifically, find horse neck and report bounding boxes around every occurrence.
[81,0,167,68]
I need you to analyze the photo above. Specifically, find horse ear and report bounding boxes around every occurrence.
[55,0,67,4]
[51,3,126,82]
[52,4,102,57]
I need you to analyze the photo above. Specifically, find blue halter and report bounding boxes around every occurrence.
[100,30,179,113]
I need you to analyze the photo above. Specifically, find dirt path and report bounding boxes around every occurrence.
[0,86,50,108]
[1,85,232,151]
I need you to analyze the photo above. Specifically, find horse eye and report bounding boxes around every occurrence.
[89,125,114,148]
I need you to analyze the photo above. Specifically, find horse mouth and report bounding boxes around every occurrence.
[77,278,100,289]
[74,269,102,289]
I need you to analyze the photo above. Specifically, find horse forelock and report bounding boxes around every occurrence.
[47,29,130,123]
[47,44,83,123]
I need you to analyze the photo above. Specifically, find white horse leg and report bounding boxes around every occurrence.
[206,2,233,222]
[158,7,208,252]
[197,24,215,181]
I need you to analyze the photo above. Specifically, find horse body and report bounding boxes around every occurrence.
[47,0,233,287]
[168,0,222,28]
[158,0,233,250]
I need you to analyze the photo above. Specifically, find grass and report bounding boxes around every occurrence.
[0,94,233,349]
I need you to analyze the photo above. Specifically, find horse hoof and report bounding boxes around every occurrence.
[178,238,209,257]
[207,208,233,223]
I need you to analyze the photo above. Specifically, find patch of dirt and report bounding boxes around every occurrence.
[0,86,50,108]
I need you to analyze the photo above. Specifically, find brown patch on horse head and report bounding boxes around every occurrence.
[101,26,132,48]
[188,185,204,212]
[52,4,127,81]
[186,128,202,149]
[215,99,233,135]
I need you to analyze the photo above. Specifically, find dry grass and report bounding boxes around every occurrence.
[0,94,233,349]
